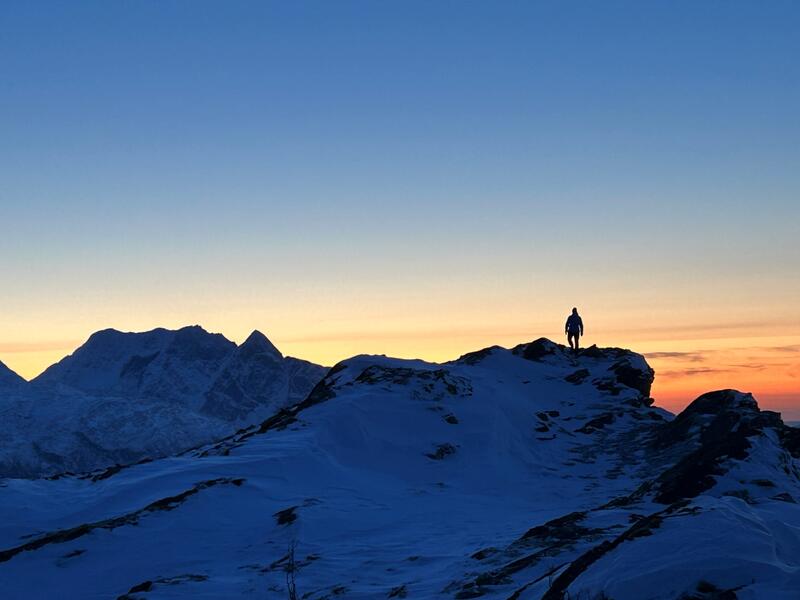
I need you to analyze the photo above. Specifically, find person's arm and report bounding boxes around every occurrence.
[579,317,584,335]
[565,318,570,334]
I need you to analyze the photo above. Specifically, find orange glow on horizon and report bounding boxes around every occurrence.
[3,318,798,419]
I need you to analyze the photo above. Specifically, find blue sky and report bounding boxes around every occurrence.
[0,1,798,412]
[3,2,798,257]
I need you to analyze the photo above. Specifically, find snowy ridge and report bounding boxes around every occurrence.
[0,326,326,478]
[0,339,798,599]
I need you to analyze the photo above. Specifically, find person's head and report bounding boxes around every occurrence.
[572,307,578,315]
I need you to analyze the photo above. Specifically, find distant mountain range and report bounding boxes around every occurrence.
[1,337,798,598]
[0,326,326,477]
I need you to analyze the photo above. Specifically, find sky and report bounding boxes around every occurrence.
[1,1,798,416]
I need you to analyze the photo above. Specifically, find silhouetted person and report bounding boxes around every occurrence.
[565,307,584,352]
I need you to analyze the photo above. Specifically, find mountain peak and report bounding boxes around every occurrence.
[239,330,283,360]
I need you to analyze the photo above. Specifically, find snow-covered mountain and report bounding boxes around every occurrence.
[1,338,797,599]
[32,326,237,403]
[0,326,326,478]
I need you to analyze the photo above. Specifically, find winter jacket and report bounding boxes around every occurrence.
[565,314,583,335]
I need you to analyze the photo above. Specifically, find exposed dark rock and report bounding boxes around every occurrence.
[452,346,500,366]
[678,580,742,600]
[579,345,630,360]
[443,414,459,425]
[274,506,298,526]
[778,423,800,458]
[654,390,760,450]
[593,378,623,396]
[541,507,670,600]
[454,586,487,599]
[506,562,569,600]
[119,352,160,384]
[651,390,775,504]
[512,341,655,402]
[460,512,606,594]
[470,547,498,560]
[117,580,153,599]
[599,481,654,510]
[512,338,562,362]
[130,581,153,593]
[356,366,471,397]
[388,584,408,597]
[577,345,606,359]
[266,551,319,572]
[301,362,348,406]
[609,359,655,397]
[750,479,776,487]
[771,492,796,503]
[520,511,592,544]
[511,342,655,397]
[117,574,209,600]
[78,457,154,483]
[565,369,590,384]
[425,443,457,460]
[575,413,615,434]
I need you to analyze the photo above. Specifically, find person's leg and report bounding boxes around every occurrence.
[575,333,580,351]
[568,332,575,350]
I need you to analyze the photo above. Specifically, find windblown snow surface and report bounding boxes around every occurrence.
[1,339,799,599]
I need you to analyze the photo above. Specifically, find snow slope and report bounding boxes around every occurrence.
[0,327,325,478]
[0,339,798,599]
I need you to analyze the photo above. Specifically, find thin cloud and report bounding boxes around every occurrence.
[661,367,732,378]
[645,351,706,362]
[763,345,800,354]
[614,319,787,336]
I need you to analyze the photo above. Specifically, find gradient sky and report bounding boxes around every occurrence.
[1,2,798,416]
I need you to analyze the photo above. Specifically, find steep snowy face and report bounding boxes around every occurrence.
[201,330,288,421]
[0,327,325,478]
[237,329,283,361]
[136,326,237,406]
